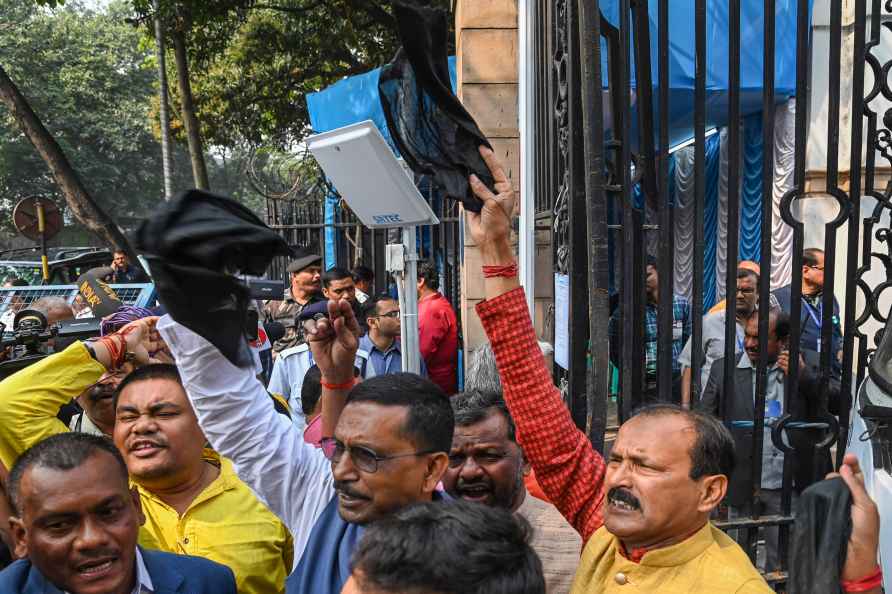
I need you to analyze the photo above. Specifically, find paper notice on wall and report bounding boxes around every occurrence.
[554,273,569,370]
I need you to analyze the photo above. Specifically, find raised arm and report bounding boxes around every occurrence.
[0,343,104,468]
[0,316,166,468]
[156,317,333,543]
[468,146,607,542]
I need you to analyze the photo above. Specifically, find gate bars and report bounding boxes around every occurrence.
[534,0,886,585]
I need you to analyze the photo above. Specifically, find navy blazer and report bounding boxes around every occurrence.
[772,284,843,367]
[0,547,236,594]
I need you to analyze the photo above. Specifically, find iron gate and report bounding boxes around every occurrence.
[532,0,892,586]
[264,181,464,322]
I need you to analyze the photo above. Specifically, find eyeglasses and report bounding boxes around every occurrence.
[320,438,436,473]
[372,310,401,320]
[806,265,825,271]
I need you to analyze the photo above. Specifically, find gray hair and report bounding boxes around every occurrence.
[466,341,553,394]
[31,296,74,320]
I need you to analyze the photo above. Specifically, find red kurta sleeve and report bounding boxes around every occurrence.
[477,287,607,542]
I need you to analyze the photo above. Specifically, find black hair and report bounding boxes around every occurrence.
[321,267,353,288]
[3,277,27,287]
[7,432,129,514]
[352,500,545,594]
[346,373,454,453]
[631,404,736,480]
[113,364,182,411]
[362,294,398,321]
[351,265,374,284]
[645,255,658,269]
[301,365,323,417]
[451,390,517,442]
[769,307,791,342]
[417,261,440,291]
[803,248,824,268]
[736,268,759,284]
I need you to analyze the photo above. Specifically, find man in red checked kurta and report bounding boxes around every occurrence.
[417,262,458,395]
[465,144,880,594]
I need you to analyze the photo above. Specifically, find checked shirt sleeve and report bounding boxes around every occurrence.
[477,287,607,542]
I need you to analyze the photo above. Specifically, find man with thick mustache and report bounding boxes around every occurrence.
[0,432,236,594]
[69,370,122,436]
[0,319,294,594]
[465,145,879,592]
[443,389,580,593]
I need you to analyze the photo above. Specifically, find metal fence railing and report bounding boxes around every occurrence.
[534,0,888,586]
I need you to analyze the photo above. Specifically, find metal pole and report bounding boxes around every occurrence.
[518,0,535,316]
[36,199,49,283]
[402,225,421,374]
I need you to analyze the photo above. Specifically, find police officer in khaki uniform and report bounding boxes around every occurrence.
[264,253,323,355]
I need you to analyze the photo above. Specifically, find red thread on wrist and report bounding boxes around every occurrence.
[99,334,128,369]
[321,378,356,391]
[841,566,883,593]
[482,263,518,278]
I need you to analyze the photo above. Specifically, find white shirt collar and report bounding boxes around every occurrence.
[133,548,154,594]
[63,549,152,594]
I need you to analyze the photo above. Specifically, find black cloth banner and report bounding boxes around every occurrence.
[134,189,291,367]
[379,1,494,213]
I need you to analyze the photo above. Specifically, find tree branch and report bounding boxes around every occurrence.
[0,64,140,264]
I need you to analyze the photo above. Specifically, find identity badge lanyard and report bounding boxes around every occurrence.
[802,299,823,353]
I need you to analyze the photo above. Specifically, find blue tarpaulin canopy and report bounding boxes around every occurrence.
[305,59,457,268]
[307,58,457,141]
[598,0,809,147]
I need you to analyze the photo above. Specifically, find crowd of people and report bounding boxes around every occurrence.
[0,146,880,594]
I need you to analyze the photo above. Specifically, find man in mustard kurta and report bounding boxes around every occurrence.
[0,318,293,594]
[465,143,882,594]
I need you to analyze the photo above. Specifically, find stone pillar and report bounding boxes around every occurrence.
[456,0,519,354]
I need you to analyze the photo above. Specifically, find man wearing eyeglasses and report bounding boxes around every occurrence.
[356,295,426,379]
[156,298,453,594]
[679,267,760,408]
[773,248,842,373]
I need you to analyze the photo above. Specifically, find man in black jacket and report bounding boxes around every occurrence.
[698,307,839,570]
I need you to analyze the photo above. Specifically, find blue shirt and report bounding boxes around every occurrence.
[357,335,427,379]
[608,295,692,381]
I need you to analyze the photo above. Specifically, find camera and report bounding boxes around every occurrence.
[0,309,103,380]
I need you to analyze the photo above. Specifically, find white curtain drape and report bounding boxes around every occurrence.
[673,147,696,301]
[770,99,796,290]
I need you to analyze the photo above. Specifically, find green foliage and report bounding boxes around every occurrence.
[134,0,451,149]
[0,0,264,246]
[0,0,172,238]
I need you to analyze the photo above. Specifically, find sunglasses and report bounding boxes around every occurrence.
[320,438,436,474]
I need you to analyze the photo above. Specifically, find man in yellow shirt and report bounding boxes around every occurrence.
[0,318,293,594]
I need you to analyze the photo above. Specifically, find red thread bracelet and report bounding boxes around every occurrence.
[98,334,127,369]
[841,566,883,593]
[482,263,518,278]
[321,378,356,391]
